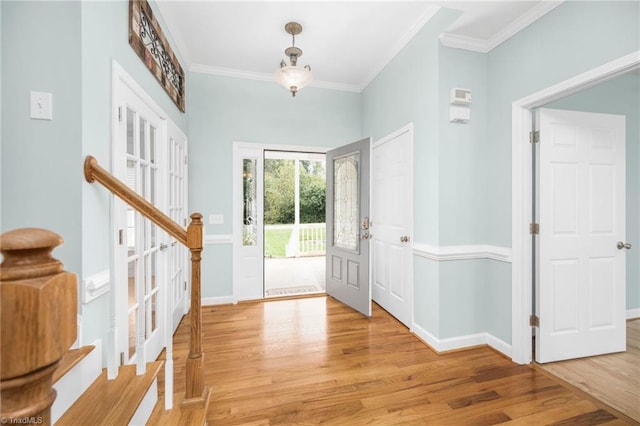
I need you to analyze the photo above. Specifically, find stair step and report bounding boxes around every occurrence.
[53,345,95,384]
[147,388,211,426]
[56,361,163,426]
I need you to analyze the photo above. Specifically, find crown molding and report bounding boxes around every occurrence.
[360,5,441,90]
[439,33,491,53]
[190,64,361,93]
[440,1,565,53]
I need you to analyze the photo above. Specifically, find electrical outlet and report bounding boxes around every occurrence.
[30,91,53,120]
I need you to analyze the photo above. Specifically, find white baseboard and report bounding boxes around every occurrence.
[411,323,512,358]
[627,308,640,319]
[202,296,235,306]
[486,334,512,358]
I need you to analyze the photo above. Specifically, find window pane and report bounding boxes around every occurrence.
[139,117,147,160]
[128,260,136,308]
[151,252,157,290]
[333,153,359,251]
[243,159,257,246]
[126,108,135,155]
[128,309,137,359]
[150,126,156,164]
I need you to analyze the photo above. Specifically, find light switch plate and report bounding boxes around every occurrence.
[30,91,53,120]
[209,214,224,225]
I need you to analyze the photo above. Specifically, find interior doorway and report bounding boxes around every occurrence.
[530,70,639,422]
[263,151,327,297]
[510,50,640,365]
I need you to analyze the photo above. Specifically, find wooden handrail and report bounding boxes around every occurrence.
[84,156,187,246]
[84,156,209,408]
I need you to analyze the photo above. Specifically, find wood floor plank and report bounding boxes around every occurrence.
[164,296,632,424]
[539,319,640,423]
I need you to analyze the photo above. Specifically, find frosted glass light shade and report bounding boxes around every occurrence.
[274,65,313,95]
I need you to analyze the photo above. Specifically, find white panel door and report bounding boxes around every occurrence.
[372,127,413,327]
[537,108,626,363]
[326,138,371,317]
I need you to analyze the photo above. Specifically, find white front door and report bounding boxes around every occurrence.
[537,108,627,363]
[326,138,372,317]
[167,122,189,332]
[372,126,413,327]
[114,83,166,366]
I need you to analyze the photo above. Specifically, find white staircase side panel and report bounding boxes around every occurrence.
[52,339,102,424]
[129,377,158,426]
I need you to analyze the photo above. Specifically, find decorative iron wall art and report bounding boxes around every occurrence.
[129,0,185,112]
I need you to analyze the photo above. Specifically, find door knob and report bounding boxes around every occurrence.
[400,236,410,243]
[159,243,169,251]
[617,241,632,250]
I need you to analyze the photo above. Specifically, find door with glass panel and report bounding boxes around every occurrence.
[326,138,372,316]
[233,146,264,301]
[167,122,189,332]
[115,84,165,366]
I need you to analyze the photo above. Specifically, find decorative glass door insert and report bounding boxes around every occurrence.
[333,153,360,252]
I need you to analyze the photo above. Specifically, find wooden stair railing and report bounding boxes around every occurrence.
[0,228,78,425]
[83,155,209,407]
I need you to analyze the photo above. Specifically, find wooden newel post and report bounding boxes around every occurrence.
[0,228,77,425]
[183,213,210,406]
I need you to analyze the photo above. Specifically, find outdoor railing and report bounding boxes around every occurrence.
[285,223,326,257]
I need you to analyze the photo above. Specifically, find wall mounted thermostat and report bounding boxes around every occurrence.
[449,106,470,123]
[450,88,472,105]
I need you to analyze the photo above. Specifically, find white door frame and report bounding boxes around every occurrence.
[511,50,640,364]
[232,142,330,302]
[110,61,179,378]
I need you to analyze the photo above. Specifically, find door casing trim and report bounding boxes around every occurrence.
[231,142,330,303]
[511,50,640,364]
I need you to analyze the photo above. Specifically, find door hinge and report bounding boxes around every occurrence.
[530,314,540,327]
[184,155,188,165]
[118,106,123,123]
[530,223,539,235]
[184,281,187,290]
[118,229,124,245]
[120,352,125,365]
[529,130,540,144]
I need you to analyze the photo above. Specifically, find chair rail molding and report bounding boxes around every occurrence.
[81,270,110,304]
[204,234,233,245]
[412,243,512,263]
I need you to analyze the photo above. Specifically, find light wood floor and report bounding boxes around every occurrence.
[539,319,640,423]
[166,296,633,425]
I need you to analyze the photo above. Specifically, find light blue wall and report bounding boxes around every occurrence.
[483,0,639,340]
[546,73,640,311]
[437,47,488,246]
[362,7,460,340]
[2,1,189,357]
[487,0,640,247]
[188,73,361,297]
[78,0,189,348]
[1,2,83,275]
[363,8,461,245]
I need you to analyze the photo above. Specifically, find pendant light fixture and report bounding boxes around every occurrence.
[274,22,313,97]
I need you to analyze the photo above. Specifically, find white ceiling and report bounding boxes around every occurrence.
[156,1,563,92]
